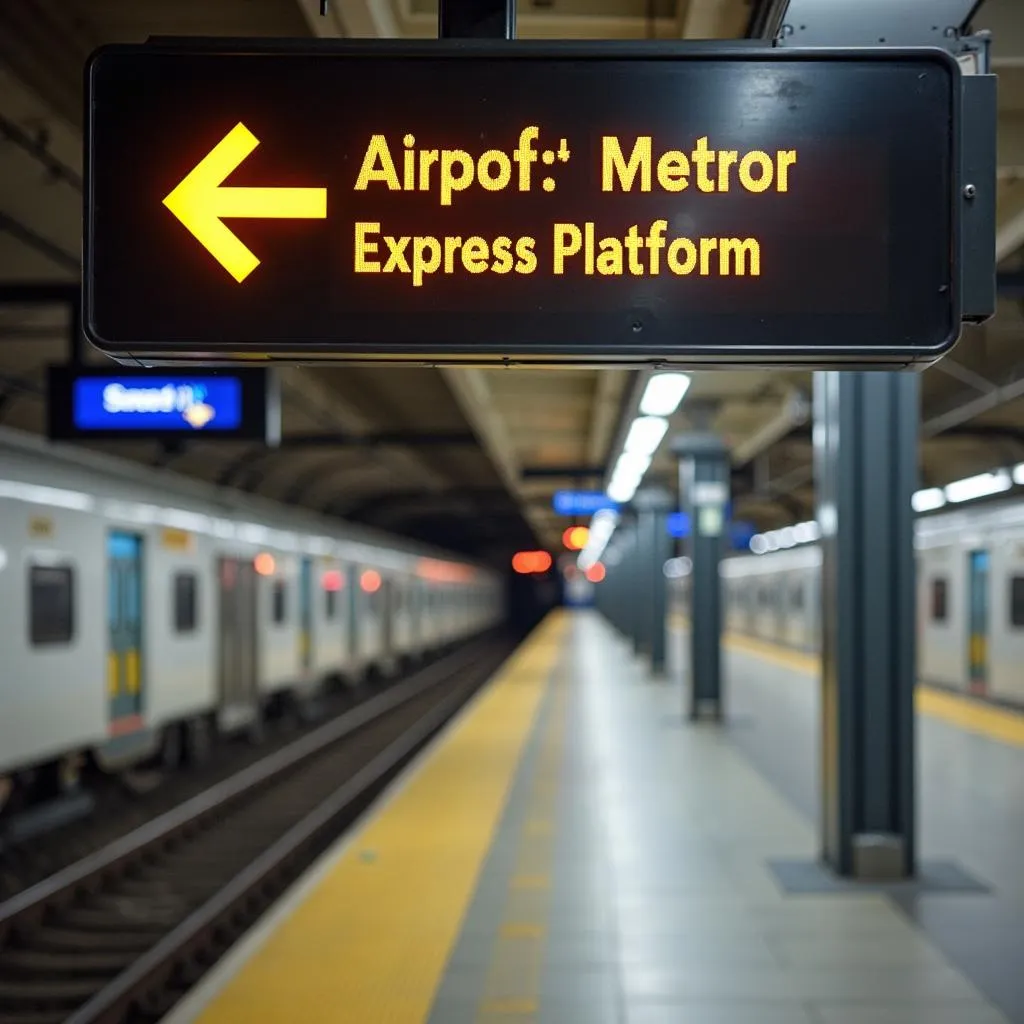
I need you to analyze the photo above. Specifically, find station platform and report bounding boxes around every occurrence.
[166,611,1022,1024]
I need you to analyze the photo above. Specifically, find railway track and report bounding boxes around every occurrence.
[0,634,513,1024]
[0,646,449,902]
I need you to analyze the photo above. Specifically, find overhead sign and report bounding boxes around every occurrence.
[47,366,280,443]
[552,491,619,516]
[84,42,960,367]
[667,512,691,538]
[668,509,750,546]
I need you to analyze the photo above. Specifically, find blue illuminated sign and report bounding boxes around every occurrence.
[552,491,619,516]
[72,377,242,432]
[668,510,751,546]
[667,511,690,538]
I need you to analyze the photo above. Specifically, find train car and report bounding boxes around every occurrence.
[704,497,1024,708]
[0,427,504,813]
[719,545,821,652]
[915,500,1024,707]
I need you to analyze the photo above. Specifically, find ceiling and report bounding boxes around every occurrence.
[1,0,1024,569]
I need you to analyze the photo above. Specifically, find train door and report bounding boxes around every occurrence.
[218,557,258,718]
[381,576,395,658]
[299,557,313,672]
[346,565,359,662]
[107,531,144,727]
[968,550,989,694]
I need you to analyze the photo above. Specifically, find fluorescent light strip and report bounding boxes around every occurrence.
[912,487,946,512]
[639,373,691,417]
[624,416,669,456]
[944,470,1012,504]
[750,520,820,554]
[747,461,1024,556]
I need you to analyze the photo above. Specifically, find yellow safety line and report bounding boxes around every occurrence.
[670,614,1024,748]
[916,686,1024,748]
[721,629,819,675]
[193,612,568,1024]
[476,653,569,1021]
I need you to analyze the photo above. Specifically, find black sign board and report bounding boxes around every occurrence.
[84,41,961,367]
[47,365,280,443]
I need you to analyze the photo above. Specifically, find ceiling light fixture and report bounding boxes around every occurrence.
[911,487,946,512]
[623,415,669,456]
[639,373,691,417]
[944,470,1012,504]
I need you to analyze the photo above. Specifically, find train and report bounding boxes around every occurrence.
[0,427,504,815]
[673,495,1024,708]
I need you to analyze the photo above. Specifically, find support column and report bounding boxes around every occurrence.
[634,488,673,677]
[814,371,917,880]
[672,434,729,720]
[625,515,645,657]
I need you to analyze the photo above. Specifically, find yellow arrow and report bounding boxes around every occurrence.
[163,122,327,283]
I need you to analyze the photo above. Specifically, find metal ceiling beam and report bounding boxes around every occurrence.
[0,211,79,273]
[520,465,605,479]
[272,431,477,448]
[344,485,514,521]
[278,373,444,497]
[586,370,625,468]
[441,367,547,545]
[922,369,1024,437]
[232,434,460,494]
[0,370,44,422]
[923,422,1024,446]
[0,112,82,191]
[280,456,347,505]
[933,356,998,393]
[731,388,810,466]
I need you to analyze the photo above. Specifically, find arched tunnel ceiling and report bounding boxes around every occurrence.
[1,0,1024,564]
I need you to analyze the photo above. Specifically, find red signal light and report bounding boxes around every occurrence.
[512,550,553,575]
[322,569,344,591]
[585,562,606,583]
[562,526,589,551]
[254,552,276,576]
[360,569,382,593]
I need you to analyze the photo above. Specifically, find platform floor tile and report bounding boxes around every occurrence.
[429,612,1010,1024]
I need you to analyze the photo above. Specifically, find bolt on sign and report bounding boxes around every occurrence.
[84,41,962,368]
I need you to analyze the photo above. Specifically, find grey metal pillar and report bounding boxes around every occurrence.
[814,371,917,880]
[627,515,646,658]
[672,435,730,720]
[635,488,673,677]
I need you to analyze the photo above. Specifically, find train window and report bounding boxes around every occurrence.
[931,578,948,622]
[29,565,74,645]
[273,580,287,624]
[1010,576,1024,628]
[325,587,337,619]
[173,572,198,633]
[791,584,804,610]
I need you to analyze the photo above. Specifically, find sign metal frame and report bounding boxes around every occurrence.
[83,38,964,370]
